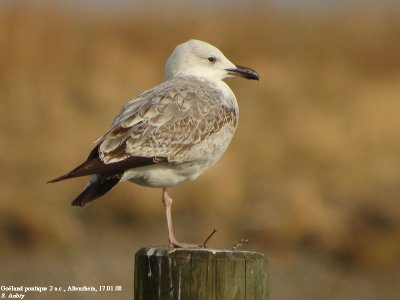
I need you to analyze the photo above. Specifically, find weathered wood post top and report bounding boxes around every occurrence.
[135,247,269,300]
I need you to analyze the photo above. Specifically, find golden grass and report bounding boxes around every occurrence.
[1,5,399,276]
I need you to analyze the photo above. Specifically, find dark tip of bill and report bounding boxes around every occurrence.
[227,66,260,80]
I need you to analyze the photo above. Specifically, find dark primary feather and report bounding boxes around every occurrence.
[47,146,167,183]
[47,145,167,206]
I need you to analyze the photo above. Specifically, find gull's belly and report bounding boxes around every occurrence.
[122,124,236,187]
[123,162,207,187]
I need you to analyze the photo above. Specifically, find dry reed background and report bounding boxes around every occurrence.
[0,2,400,299]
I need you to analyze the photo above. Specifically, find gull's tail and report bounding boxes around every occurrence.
[71,173,122,207]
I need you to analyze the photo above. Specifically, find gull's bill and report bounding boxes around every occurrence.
[226,65,260,80]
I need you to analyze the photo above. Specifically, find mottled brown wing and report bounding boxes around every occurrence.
[96,78,237,164]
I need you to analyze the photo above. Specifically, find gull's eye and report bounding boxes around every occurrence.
[207,56,216,63]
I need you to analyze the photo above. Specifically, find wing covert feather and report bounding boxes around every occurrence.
[97,78,237,164]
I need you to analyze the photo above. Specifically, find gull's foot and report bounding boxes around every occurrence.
[168,239,202,249]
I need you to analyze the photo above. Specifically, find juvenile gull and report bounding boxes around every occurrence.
[48,39,259,248]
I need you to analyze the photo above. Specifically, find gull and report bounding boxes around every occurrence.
[48,39,259,248]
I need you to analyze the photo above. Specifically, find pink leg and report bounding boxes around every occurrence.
[162,188,200,248]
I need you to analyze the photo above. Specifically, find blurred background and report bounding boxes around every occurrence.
[1,0,400,299]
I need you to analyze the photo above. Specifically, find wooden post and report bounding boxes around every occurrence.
[134,247,269,300]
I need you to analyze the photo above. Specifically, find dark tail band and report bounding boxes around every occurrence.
[71,173,122,207]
